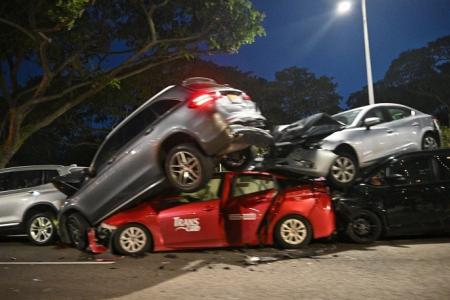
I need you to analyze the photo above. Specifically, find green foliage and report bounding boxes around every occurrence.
[441,127,450,149]
[347,35,450,126]
[0,0,266,167]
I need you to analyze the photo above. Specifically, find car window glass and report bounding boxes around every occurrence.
[232,175,274,197]
[362,107,387,124]
[181,178,222,202]
[386,107,411,121]
[43,170,60,184]
[332,108,363,125]
[387,157,434,185]
[94,106,158,169]
[6,170,43,190]
[0,173,9,191]
[151,99,181,116]
[433,155,450,181]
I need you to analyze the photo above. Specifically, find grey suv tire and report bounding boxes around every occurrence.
[66,213,89,250]
[328,152,358,190]
[165,143,213,192]
[26,212,57,246]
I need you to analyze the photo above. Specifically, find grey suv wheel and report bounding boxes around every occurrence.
[66,213,89,250]
[165,143,213,192]
[26,212,57,246]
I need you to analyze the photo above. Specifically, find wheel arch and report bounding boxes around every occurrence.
[334,143,359,165]
[159,131,205,163]
[22,203,58,223]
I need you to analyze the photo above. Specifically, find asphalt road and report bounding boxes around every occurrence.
[1,235,450,300]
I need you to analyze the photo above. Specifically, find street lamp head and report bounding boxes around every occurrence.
[337,1,352,15]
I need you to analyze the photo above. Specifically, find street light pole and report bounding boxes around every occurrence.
[361,0,375,105]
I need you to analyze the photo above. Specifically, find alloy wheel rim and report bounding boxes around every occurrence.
[423,136,438,150]
[169,151,201,187]
[119,227,147,253]
[30,217,53,243]
[280,219,307,245]
[331,157,356,183]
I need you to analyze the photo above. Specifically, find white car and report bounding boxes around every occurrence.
[0,165,82,245]
[324,103,441,188]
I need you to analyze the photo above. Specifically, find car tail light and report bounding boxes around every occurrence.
[242,93,252,101]
[188,92,219,108]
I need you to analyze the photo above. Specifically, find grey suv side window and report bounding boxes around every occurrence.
[4,171,43,190]
[0,173,9,191]
[433,155,450,181]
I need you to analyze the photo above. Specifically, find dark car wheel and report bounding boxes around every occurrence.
[66,213,89,250]
[165,143,213,192]
[274,215,312,249]
[422,133,439,150]
[346,210,382,244]
[221,147,253,171]
[26,212,57,246]
[113,224,152,256]
[328,152,358,190]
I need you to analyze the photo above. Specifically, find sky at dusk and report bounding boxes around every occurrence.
[209,0,450,101]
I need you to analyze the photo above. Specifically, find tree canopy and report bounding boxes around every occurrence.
[0,0,265,167]
[347,35,450,125]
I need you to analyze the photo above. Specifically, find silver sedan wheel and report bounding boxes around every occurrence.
[119,226,148,254]
[280,218,308,245]
[169,151,201,188]
[423,136,438,150]
[29,217,54,243]
[331,156,356,183]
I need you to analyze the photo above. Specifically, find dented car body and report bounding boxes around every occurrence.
[93,171,335,255]
[56,78,273,248]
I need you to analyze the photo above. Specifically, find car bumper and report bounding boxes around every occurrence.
[204,123,273,156]
[267,148,337,177]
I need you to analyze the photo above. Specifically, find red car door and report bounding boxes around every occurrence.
[223,174,276,246]
[158,178,225,248]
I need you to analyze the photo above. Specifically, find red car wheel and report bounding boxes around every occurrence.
[274,215,312,249]
[113,224,152,256]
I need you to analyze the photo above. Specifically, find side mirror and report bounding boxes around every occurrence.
[385,173,406,185]
[364,117,381,129]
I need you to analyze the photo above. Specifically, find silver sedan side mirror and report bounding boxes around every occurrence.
[364,117,381,129]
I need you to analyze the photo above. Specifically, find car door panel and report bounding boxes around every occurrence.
[158,199,224,248]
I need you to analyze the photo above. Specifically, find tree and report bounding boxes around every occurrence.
[268,67,341,124]
[347,35,450,125]
[0,0,265,167]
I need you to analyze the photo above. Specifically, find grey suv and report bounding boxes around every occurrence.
[57,77,272,249]
[0,165,78,245]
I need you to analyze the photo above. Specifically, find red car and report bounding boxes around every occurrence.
[92,172,335,255]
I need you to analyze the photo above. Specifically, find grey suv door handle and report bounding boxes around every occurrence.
[144,128,153,135]
[412,122,419,126]
[386,129,394,133]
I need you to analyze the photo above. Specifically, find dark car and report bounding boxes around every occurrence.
[334,149,450,243]
[56,77,272,249]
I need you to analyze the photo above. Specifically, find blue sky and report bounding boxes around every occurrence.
[209,0,450,101]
